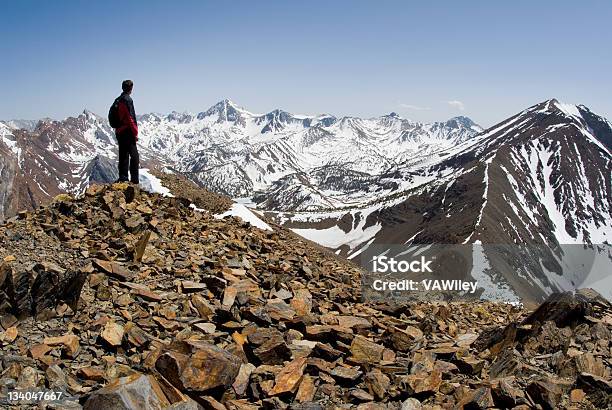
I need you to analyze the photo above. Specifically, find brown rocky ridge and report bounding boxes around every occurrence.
[0,183,610,409]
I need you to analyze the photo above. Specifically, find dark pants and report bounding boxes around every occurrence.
[118,137,139,183]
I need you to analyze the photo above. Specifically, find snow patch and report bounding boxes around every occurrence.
[0,123,22,163]
[470,244,521,304]
[215,203,272,231]
[554,101,582,121]
[139,169,174,197]
[291,207,382,251]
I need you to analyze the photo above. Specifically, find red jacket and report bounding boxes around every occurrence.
[115,100,139,140]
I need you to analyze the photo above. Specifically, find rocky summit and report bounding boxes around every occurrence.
[0,184,610,409]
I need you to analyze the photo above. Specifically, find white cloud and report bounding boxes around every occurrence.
[399,103,430,111]
[446,100,465,111]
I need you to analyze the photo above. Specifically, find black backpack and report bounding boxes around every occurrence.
[108,97,121,128]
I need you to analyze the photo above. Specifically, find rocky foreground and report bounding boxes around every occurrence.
[0,184,610,409]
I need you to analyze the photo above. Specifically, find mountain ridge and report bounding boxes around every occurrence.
[3,98,483,133]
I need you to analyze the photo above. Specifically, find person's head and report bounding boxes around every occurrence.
[122,80,134,94]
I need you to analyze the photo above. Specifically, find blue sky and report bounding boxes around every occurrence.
[1,0,611,127]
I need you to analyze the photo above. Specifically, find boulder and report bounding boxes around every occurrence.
[84,373,168,410]
[350,335,384,364]
[155,340,241,393]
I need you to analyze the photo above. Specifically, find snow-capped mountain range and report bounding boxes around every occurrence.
[0,99,483,216]
[136,99,483,204]
[1,98,610,302]
[271,99,612,302]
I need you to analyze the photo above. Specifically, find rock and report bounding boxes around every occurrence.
[133,230,151,263]
[233,363,256,397]
[331,365,363,382]
[290,288,312,316]
[400,398,422,410]
[1,326,18,343]
[520,291,599,339]
[526,379,563,410]
[191,294,215,318]
[364,369,390,400]
[304,325,334,339]
[78,366,106,382]
[272,287,292,300]
[222,285,238,308]
[1,264,32,317]
[489,348,523,379]
[455,332,478,347]
[524,320,572,355]
[168,400,204,410]
[198,396,226,410]
[83,373,168,410]
[350,335,384,364]
[387,326,423,352]
[180,280,206,293]
[350,388,374,402]
[336,315,371,330]
[356,404,389,410]
[252,333,291,365]
[400,370,442,396]
[101,321,125,347]
[131,287,163,302]
[433,360,458,375]
[226,400,259,410]
[570,388,586,403]
[44,333,80,358]
[574,352,607,377]
[93,259,134,282]
[453,356,484,375]
[0,313,17,329]
[311,342,343,361]
[266,298,296,321]
[85,184,105,196]
[490,377,524,408]
[193,322,216,334]
[295,375,316,403]
[473,323,517,354]
[29,343,52,359]
[269,357,308,396]
[30,264,87,318]
[46,364,67,388]
[461,387,495,409]
[125,322,150,347]
[125,215,145,230]
[155,340,241,392]
[17,366,39,389]
[575,373,612,408]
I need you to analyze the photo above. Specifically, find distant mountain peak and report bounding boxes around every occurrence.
[447,115,475,125]
[82,109,99,119]
[529,98,583,119]
[200,98,251,122]
[441,116,482,133]
[220,98,242,109]
[551,100,582,118]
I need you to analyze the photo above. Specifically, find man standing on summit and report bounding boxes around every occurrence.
[109,80,139,184]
